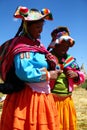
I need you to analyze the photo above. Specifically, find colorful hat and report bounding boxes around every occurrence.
[51,26,75,47]
[51,26,70,37]
[14,6,53,21]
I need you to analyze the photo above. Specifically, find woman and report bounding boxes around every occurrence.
[48,26,85,130]
[0,6,61,130]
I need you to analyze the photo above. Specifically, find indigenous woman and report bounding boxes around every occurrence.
[0,6,61,130]
[49,26,85,130]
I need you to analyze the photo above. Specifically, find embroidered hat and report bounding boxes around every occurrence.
[14,6,53,21]
[51,26,75,47]
[51,26,70,37]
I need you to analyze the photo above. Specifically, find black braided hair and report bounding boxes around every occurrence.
[14,20,24,37]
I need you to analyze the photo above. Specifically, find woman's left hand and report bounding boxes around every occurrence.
[65,70,78,79]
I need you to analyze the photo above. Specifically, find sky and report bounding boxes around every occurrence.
[0,0,87,71]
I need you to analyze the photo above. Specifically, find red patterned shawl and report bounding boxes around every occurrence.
[0,36,57,80]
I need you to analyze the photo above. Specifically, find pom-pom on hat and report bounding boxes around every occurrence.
[14,6,53,21]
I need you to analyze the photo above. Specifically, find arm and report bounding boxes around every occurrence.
[14,52,50,83]
[14,52,62,83]
[64,68,85,85]
[74,70,85,84]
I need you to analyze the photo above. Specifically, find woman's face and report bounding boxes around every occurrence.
[26,20,44,39]
[54,42,70,57]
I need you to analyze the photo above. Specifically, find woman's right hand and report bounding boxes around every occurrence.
[49,70,63,80]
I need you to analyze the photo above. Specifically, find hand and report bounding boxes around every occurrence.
[65,70,78,79]
[49,70,63,80]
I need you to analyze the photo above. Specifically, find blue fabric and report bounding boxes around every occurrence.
[14,52,49,82]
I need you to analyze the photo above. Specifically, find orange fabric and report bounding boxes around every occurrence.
[0,86,60,130]
[53,94,77,130]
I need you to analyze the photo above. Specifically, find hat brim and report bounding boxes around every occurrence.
[14,6,53,21]
[54,35,75,47]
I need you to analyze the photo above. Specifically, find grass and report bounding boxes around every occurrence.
[0,93,5,113]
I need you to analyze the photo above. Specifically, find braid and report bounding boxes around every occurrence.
[14,20,23,37]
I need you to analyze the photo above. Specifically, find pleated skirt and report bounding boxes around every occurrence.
[53,94,77,130]
[0,86,59,130]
